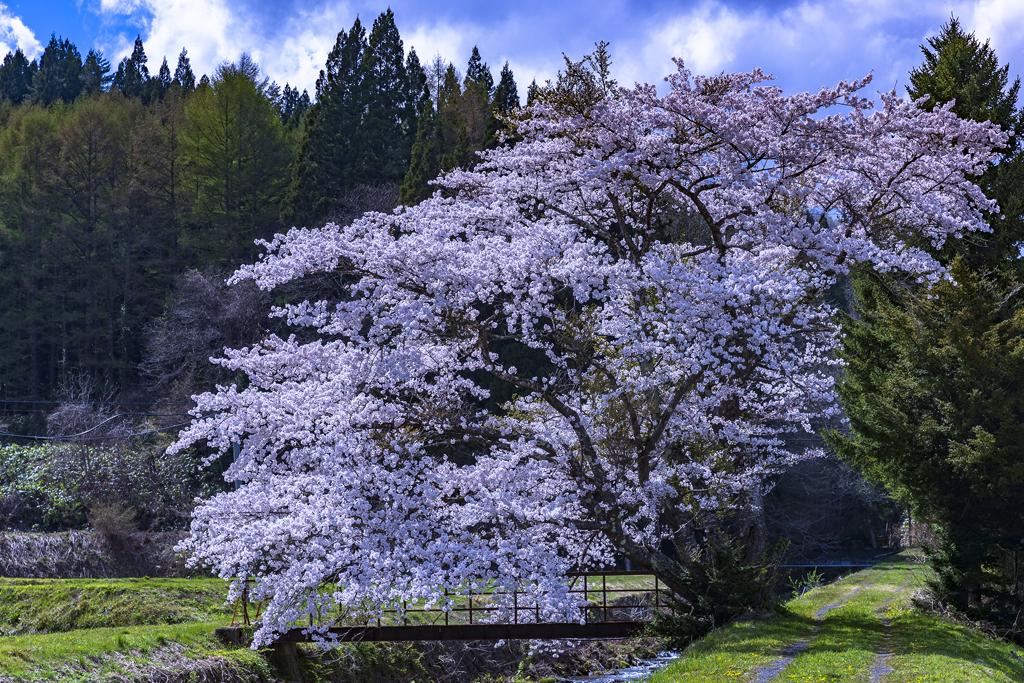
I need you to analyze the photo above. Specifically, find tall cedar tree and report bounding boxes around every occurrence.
[285,11,425,226]
[831,18,1024,623]
[174,49,196,93]
[0,49,36,104]
[284,18,366,224]
[484,61,519,149]
[31,35,83,105]
[112,36,151,101]
[81,50,112,96]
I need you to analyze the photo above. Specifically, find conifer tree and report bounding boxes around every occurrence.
[0,49,36,104]
[81,49,111,96]
[113,35,151,100]
[399,99,441,205]
[174,48,196,93]
[907,17,1024,272]
[832,18,1024,625]
[484,61,519,149]
[153,56,172,101]
[360,9,409,182]
[31,34,83,105]
[284,17,366,225]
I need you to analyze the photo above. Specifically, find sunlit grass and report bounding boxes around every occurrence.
[650,552,1024,683]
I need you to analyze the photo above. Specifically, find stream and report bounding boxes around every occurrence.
[568,650,681,683]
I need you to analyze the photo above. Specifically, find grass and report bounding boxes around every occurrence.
[650,552,1024,683]
[0,577,234,636]
[0,577,268,681]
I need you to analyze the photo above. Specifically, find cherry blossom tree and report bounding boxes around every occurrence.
[172,55,1004,645]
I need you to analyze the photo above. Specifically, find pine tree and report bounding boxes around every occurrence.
[484,61,519,149]
[526,79,540,107]
[832,18,1024,625]
[907,17,1024,273]
[465,46,493,96]
[0,49,36,104]
[173,49,196,93]
[404,48,430,141]
[399,99,441,205]
[113,35,151,100]
[284,17,366,225]
[360,9,409,182]
[153,56,172,101]
[81,49,111,96]
[31,34,84,105]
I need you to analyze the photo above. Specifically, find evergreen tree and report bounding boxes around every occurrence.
[484,61,519,149]
[31,34,84,105]
[173,49,196,93]
[284,17,366,225]
[399,99,441,205]
[526,79,540,107]
[360,9,409,182]
[465,46,493,96]
[153,56,172,100]
[404,48,430,140]
[907,17,1024,273]
[0,49,36,104]
[832,18,1024,625]
[81,49,111,96]
[461,46,492,152]
[112,35,151,100]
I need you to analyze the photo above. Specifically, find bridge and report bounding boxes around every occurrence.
[216,571,664,645]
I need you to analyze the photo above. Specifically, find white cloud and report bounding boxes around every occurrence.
[98,0,352,91]
[617,0,1021,97]
[967,0,1024,64]
[0,3,41,59]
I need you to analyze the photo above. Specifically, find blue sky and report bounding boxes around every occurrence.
[3,1,1023,103]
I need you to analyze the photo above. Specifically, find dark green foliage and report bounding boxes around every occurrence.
[0,49,36,104]
[484,61,520,149]
[278,83,311,127]
[907,17,1024,273]
[361,9,412,183]
[31,34,83,105]
[831,263,1024,622]
[172,48,195,93]
[285,17,366,225]
[0,51,295,400]
[399,99,441,205]
[152,56,172,101]
[285,11,423,225]
[112,35,150,100]
[834,18,1024,630]
[80,49,111,96]
[649,536,783,649]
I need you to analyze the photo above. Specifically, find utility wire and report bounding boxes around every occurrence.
[0,421,194,443]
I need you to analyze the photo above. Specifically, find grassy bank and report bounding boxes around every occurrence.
[652,551,1024,682]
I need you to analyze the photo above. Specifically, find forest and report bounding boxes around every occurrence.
[0,9,521,418]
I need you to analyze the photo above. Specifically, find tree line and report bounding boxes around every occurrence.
[0,10,521,409]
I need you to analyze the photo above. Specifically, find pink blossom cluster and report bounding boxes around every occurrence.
[172,63,1003,646]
